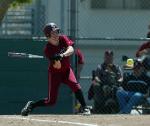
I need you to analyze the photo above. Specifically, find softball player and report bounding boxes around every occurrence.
[21,23,90,116]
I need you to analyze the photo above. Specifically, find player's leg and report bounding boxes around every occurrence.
[116,89,128,112]
[62,68,91,115]
[32,72,61,106]
[21,71,61,116]
[121,92,143,114]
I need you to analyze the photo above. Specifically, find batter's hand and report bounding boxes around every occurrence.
[51,54,63,61]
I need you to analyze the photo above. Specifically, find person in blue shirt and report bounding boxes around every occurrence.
[116,59,150,114]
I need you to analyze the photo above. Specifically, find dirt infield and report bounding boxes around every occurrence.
[0,114,150,126]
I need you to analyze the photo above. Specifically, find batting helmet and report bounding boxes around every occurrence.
[43,23,60,38]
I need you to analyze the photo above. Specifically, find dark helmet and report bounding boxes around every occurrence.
[43,23,60,38]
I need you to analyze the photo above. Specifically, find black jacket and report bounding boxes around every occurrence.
[122,72,150,94]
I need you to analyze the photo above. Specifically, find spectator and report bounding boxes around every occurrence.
[136,34,150,57]
[116,59,150,114]
[135,28,150,72]
[88,50,123,114]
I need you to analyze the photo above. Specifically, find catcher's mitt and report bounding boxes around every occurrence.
[53,60,61,69]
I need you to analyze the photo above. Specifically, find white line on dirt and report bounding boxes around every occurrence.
[1,116,98,126]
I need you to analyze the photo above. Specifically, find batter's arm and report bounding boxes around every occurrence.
[60,46,74,57]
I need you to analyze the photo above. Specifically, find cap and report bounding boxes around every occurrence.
[127,58,134,68]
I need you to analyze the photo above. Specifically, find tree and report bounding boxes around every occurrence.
[0,0,32,24]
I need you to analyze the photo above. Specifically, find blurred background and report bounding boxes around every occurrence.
[0,0,150,114]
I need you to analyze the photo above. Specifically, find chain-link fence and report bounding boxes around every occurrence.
[0,0,150,115]
[0,0,45,38]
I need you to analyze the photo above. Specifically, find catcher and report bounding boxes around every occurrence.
[21,22,91,116]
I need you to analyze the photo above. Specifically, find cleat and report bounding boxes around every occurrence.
[21,101,34,116]
[82,106,91,115]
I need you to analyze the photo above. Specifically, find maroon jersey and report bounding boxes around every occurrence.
[136,41,150,57]
[75,48,85,65]
[44,35,74,73]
